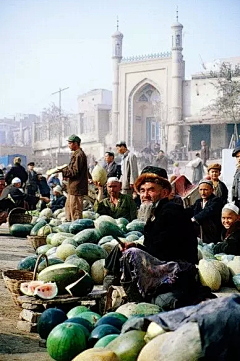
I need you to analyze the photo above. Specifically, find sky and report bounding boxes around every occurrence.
[0,0,239,118]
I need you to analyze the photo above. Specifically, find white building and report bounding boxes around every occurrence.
[33,17,240,164]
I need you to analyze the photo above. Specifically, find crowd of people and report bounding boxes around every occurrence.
[1,135,240,311]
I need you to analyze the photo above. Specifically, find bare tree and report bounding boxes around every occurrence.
[203,62,240,145]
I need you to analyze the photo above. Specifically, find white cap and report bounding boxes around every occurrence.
[53,185,62,195]
[107,177,120,184]
[11,177,21,185]
[222,202,239,215]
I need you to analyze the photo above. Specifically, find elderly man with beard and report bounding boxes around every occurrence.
[103,173,213,310]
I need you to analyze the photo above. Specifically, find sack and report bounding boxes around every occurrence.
[104,285,127,313]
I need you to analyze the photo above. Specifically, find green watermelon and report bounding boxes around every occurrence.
[47,322,87,361]
[76,243,108,265]
[69,219,94,234]
[51,233,73,247]
[10,224,33,237]
[36,244,53,255]
[126,220,145,233]
[106,330,146,360]
[73,228,101,245]
[17,255,37,271]
[30,219,47,236]
[57,222,72,233]
[65,255,90,273]
[95,315,126,330]
[37,307,67,340]
[67,306,91,319]
[94,334,119,348]
[75,311,101,327]
[98,235,114,245]
[88,324,120,347]
[64,317,93,332]
[94,215,117,228]
[98,221,125,238]
[37,257,64,272]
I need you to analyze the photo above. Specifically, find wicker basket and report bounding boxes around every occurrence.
[2,254,48,307]
[8,207,32,227]
[27,235,47,250]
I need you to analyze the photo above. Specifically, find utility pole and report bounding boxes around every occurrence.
[51,87,69,165]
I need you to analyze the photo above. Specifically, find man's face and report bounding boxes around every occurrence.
[235,151,240,167]
[14,182,21,188]
[198,183,213,200]
[53,191,60,197]
[37,174,42,181]
[68,141,79,151]
[28,165,34,171]
[116,146,125,155]
[222,209,238,229]
[107,181,121,197]
[139,182,169,204]
[105,154,114,164]
[208,169,220,181]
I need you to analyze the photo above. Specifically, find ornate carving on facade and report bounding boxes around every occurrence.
[122,51,171,63]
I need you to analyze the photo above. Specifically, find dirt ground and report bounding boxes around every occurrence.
[0,224,52,361]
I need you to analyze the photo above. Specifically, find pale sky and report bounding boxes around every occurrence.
[0,0,239,118]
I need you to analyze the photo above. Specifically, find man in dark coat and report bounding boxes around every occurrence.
[37,173,51,211]
[59,134,88,221]
[190,179,223,244]
[50,185,66,213]
[5,157,28,187]
[232,145,240,208]
[26,162,38,197]
[103,152,121,179]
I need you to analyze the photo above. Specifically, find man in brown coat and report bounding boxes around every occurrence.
[59,135,88,221]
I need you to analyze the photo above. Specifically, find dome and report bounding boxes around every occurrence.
[112,30,123,38]
[171,21,183,28]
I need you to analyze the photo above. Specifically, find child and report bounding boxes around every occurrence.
[213,203,240,255]
[207,163,228,206]
[173,162,181,177]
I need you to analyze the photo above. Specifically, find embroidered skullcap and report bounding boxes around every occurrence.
[107,177,120,183]
[207,163,221,172]
[198,179,213,188]
[222,202,239,215]
[12,177,21,184]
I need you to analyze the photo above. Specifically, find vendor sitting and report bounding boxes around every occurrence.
[213,202,240,255]
[94,177,137,222]
[50,185,66,213]
[103,173,214,309]
[0,177,50,210]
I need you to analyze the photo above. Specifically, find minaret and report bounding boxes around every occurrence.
[111,18,123,145]
[171,9,184,145]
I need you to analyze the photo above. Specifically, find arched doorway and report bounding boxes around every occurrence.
[128,83,162,151]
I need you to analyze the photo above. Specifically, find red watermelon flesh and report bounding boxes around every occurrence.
[34,282,58,299]
[20,281,44,296]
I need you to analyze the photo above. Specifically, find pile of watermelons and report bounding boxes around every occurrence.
[17,213,145,297]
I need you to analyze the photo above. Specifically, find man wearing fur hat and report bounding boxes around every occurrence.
[207,163,228,206]
[232,145,240,208]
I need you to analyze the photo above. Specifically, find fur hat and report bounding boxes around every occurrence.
[141,166,167,179]
[207,163,221,172]
[134,173,172,194]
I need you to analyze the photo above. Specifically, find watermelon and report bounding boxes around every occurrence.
[47,322,87,361]
[51,233,73,247]
[76,243,108,265]
[69,219,94,235]
[64,318,93,333]
[91,259,105,284]
[37,308,67,340]
[20,281,44,296]
[65,255,90,273]
[62,238,78,246]
[106,330,146,360]
[67,306,91,319]
[37,224,52,236]
[37,257,64,272]
[34,282,58,299]
[57,222,72,233]
[56,244,76,261]
[30,219,47,236]
[91,164,107,186]
[38,264,82,294]
[95,315,126,330]
[36,244,53,255]
[75,311,101,327]
[94,215,117,228]
[98,235,115,245]
[17,255,37,271]
[72,349,120,361]
[98,221,124,238]
[126,220,145,233]
[39,208,53,219]
[49,219,62,227]
[94,334,119,348]
[73,228,101,245]
[10,224,33,237]
[65,270,94,297]
[101,312,128,324]
[88,324,120,347]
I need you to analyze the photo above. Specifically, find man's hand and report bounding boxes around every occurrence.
[40,196,50,203]
[119,242,136,252]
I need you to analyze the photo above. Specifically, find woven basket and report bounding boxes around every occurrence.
[2,254,48,307]
[8,207,32,227]
[27,235,47,250]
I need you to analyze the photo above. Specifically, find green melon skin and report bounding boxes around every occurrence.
[36,244,53,255]
[17,255,37,271]
[98,235,114,245]
[37,308,67,340]
[65,317,93,332]
[65,271,94,297]
[88,324,120,347]
[30,219,47,236]
[76,243,108,265]
[67,305,91,319]
[126,220,145,233]
[73,228,101,245]
[106,330,146,361]
[37,264,81,294]
[94,334,119,348]
[75,311,101,327]
[95,315,126,330]
[57,222,72,233]
[101,312,128,324]
[37,258,64,272]
[47,322,87,361]
[65,255,90,273]
[69,219,94,235]
[98,221,125,238]
[10,224,33,237]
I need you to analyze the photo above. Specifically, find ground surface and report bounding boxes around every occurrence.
[0,224,52,361]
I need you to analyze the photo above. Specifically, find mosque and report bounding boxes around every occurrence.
[33,16,240,164]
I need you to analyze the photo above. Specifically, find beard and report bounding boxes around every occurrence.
[137,201,154,222]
